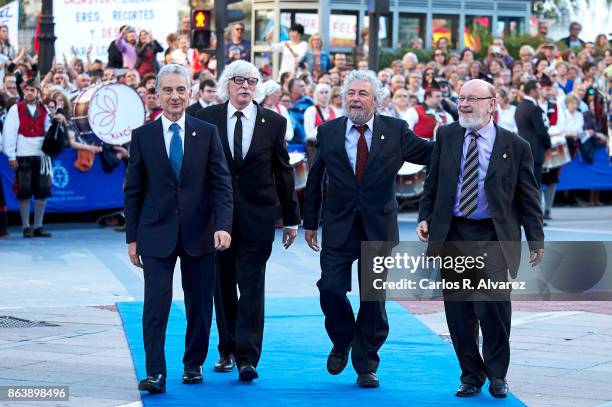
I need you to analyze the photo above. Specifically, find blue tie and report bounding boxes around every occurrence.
[169,122,183,179]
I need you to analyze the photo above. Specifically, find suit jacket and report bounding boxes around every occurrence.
[418,121,544,278]
[515,99,551,164]
[195,102,300,241]
[124,114,233,258]
[186,101,205,117]
[303,114,433,248]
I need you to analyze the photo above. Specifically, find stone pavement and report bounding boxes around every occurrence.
[0,206,611,406]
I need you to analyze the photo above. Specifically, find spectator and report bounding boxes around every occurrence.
[518,45,535,65]
[391,88,410,121]
[460,48,474,65]
[171,36,195,67]
[555,61,573,94]
[143,87,162,122]
[390,74,405,93]
[378,70,390,87]
[287,77,313,144]
[164,33,178,65]
[303,83,335,141]
[49,90,102,154]
[261,80,293,141]
[402,52,418,71]
[405,87,453,139]
[2,74,18,98]
[186,79,216,116]
[537,20,549,37]
[177,15,191,37]
[225,22,251,64]
[433,48,447,67]
[436,37,450,54]
[331,53,349,74]
[594,34,609,56]
[407,71,425,102]
[268,23,308,77]
[560,22,586,49]
[115,26,138,69]
[330,86,343,116]
[0,25,16,60]
[352,28,369,63]
[136,30,163,76]
[125,69,141,89]
[302,33,331,78]
[495,87,517,133]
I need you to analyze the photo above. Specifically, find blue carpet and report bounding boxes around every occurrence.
[118,297,525,406]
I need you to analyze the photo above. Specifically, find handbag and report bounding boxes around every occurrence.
[42,120,66,157]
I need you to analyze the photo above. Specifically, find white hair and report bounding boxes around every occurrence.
[155,64,191,92]
[216,60,264,102]
[402,52,418,65]
[341,70,385,108]
[314,83,331,99]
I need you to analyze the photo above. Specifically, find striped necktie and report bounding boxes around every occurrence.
[459,131,480,218]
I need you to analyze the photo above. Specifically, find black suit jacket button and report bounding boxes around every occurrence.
[175,209,179,215]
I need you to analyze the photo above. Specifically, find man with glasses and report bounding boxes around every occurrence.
[195,60,300,382]
[417,79,544,399]
[225,22,251,64]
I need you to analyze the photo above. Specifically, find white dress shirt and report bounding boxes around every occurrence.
[345,115,374,173]
[227,101,257,159]
[2,103,52,160]
[160,113,185,157]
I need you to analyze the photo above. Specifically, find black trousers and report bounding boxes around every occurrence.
[441,218,512,387]
[214,220,273,367]
[318,215,389,374]
[141,237,215,376]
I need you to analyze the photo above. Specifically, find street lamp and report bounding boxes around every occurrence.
[38,0,56,75]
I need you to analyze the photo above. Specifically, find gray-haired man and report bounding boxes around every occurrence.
[303,70,433,387]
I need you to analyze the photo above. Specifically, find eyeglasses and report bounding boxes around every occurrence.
[457,96,494,103]
[231,76,258,86]
[435,53,444,56]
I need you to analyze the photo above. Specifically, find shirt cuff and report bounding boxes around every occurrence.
[285,225,299,230]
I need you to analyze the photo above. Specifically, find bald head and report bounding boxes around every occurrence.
[458,79,497,130]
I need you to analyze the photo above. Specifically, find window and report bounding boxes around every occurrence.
[398,13,425,49]
[496,17,524,37]
[330,11,358,47]
[279,10,319,42]
[254,10,275,46]
[464,15,491,52]
[363,15,392,48]
[432,14,459,50]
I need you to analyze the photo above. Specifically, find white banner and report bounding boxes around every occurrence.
[53,0,179,63]
[0,0,19,55]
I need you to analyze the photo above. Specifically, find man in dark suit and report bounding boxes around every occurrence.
[515,80,551,188]
[186,78,217,116]
[195,60,301,382]
[417,79,545,399]
[303,70,432,388]
[125,64,233,394]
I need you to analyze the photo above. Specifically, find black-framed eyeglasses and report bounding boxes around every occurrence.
[232,76,258,86]
[457,96,494,103]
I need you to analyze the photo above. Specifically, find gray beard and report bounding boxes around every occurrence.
[346,107,373,125]
[458,113,488,130]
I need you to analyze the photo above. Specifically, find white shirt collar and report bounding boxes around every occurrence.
[464,118,495,140]
[228,101,256,120]
[160,112,186,133]
[346,114,375,134]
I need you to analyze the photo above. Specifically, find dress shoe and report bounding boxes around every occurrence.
[182,366,203,384]
[488,377,508,398]
[138,373,166,393]
[238,364,259,382]
[327,346,350,375]
[23,227,33,238]
[455,383,481,397]
[33,227,52,237]
[356,372,379,388]
[214,354,235,372]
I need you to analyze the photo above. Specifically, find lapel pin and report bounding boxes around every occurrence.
[262,118,266,123]
[503,153,507,159]
[381,134,385,140]
[192,131,196,137]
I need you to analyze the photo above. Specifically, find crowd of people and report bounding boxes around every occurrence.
[0,19,611,237]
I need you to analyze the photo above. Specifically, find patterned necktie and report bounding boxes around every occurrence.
[354,124,369,183]
[169,122,183,179]
[459,131,480,218]
[233,111,244,167]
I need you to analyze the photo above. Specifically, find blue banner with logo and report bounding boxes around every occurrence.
[0,150,125,213]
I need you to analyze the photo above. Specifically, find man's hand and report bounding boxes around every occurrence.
[282,227,297,249]
[416,220,429,242]
[305,229,320,252]
[214,231,231,251]
[8,160,18,170]
[530,248,544,267]
[128,242,143,268]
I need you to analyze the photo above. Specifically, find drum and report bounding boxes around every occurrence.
[73,83,145,145]
[543,136,571,170]
[289,152,308,191]
[396,163,426,198]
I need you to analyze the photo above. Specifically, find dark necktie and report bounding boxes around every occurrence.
[459,132,480,218]
[233,111,243,167]
[354,124,369,183]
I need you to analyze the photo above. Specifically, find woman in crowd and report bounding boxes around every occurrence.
[495,87,517,133]
[391,88,411,122]
[555,61,573,94]
[535,58,549,80]
[460,48,474,65]
[0,25,16,60]
[136,29,164,77]
[582,89,609,205]
[330,86,344,117]
[301,33,331,79]
[261,81,294,142]
[304,83,335,142]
